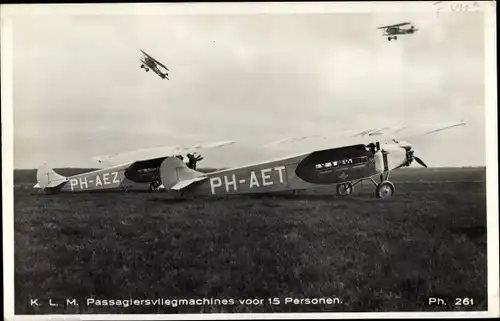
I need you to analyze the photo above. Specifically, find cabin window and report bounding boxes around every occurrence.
[315,156,369,170]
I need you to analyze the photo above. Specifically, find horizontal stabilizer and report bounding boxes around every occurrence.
[171,176,207,191]
[159,156,206,190]
[35,163,68,189]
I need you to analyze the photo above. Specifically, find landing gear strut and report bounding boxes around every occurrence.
[368,171,395,199]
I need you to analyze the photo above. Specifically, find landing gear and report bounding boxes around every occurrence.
[387,36,398,41]
[376,181,395,199]
[368,171,396,199]
[140,64,144,68]
[336,182,354,196]
[149,179,162,192]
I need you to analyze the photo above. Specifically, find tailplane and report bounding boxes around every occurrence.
[159,157,207,191]
[34,163,68,189]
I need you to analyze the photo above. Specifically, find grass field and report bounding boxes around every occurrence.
[12,167,487,314]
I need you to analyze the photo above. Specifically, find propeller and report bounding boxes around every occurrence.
[414,156,427,168]
[406,149,428,168]
[186,152,204,169]
[387,140,427,168]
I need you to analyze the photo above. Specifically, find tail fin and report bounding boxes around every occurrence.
[34,163,68,189]
[159,157,207,191]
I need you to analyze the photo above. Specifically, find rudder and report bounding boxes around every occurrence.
[159,157,205,190]
[34,163,68,189]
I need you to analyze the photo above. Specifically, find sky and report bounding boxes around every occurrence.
[7,6,488,169]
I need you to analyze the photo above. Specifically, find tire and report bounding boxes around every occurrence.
[375,181,395,199]
[336,183,354,196]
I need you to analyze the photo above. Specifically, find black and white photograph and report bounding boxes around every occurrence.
[1,1,498,320]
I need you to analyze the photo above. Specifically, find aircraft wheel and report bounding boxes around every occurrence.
[336,183,354,196]
[375,181,395,199]
[388,37,392,41]
[394,36,398,40]
[140,64,144,68]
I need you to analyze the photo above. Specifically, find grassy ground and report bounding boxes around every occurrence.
[12,167,487,314]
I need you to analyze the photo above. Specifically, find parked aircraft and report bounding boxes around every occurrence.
[377,22,418,41]
[157,121,466,199]
[34,122,465,198]
[33,141,234,193]
[140,49,169,79]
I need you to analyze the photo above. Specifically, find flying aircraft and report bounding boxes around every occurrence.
[33,141,234,193]
[377,22,418,41]
[154,121,465,199]
[139,50,169,80]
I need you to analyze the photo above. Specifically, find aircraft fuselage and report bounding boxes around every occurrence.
[386,26,416,35]
[142,57,167,78]
[178,144,398,197]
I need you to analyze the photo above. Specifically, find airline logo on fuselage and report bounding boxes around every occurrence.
[209,166,286,195]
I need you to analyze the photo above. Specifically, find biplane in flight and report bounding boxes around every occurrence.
[34,141,234,193]
[140,50,170,80]
[34,121,466,199]
[377,22,418,41]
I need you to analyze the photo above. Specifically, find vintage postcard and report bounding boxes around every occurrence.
[1,1,498,320]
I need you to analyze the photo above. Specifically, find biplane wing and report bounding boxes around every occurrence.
[264,121,466,155]
[140,50,169,71]
[377,22,411,29]
[93,141,235,165]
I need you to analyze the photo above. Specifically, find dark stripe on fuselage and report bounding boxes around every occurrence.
[294,145,377,184]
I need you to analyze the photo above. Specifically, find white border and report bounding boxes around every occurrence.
[1,2,498,320]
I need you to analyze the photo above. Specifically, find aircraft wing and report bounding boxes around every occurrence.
[93,141,235,165]
[152,58,169,71]
[377,22,411,29]
[264,121,466,154]
[140,49,169,71]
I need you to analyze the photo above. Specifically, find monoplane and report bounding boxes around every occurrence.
[377,22,418,41]
[140,49,169,79]
[34,141,234,193]
[34,122,466,199]
[154,121,465,199]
